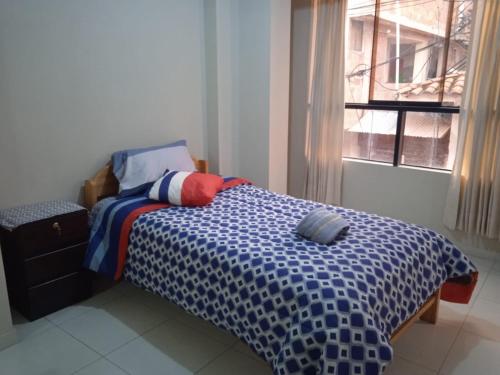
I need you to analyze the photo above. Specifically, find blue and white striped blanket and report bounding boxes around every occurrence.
[87,184,477,375]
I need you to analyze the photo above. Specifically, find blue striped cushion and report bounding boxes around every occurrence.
[297,208,349,245]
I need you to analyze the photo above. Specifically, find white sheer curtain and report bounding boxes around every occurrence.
[303,0,346,205]
[444,0,500,239]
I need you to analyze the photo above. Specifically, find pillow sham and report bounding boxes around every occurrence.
[148,170,223,206]
[112,140,196,196]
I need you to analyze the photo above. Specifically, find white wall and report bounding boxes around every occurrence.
[203,0,240,177]
[238,0,290,193]
[237,0,272,188]
[342,159,500,256]
[204,0,220,174]
[204,0,290,191]
[288,0,311,198]
[268,0,291,193]
[0,0,207,208]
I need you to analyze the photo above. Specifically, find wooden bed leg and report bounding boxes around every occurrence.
[391,289,442,343]
[420,289,440,324]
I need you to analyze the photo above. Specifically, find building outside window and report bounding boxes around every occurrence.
[343,0,473,170]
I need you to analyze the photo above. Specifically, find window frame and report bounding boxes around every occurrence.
[344,0,464,171]
[344,102,460,170]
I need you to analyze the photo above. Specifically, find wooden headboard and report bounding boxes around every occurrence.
[84,157,208,209]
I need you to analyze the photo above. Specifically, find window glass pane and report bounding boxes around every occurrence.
[443,0,474,106]
[371,0,453,102]
[345,0,375,103]
[343,109,395,163]
[401,112,459,169]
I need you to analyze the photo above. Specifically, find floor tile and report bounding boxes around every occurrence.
[102,294,171,331]
[75,358,128,375]
[477,270,500,304]
[469,278,486,304]
[440,331,500,375]
[0,327,98,375]
[469,256,493,276]
[129,288,238,345]
[393,321,460,371]
[10,309,54,341]
[439,301,472,325]
[233,339,265,364]
[197,348,272,375]
[107,319,230,374]
[490,258,500,273]
[129,288,186,319]
[46,286,124,325]
[107,336,192,375]
[463,299,500,342]
[174,311,239,346]
[59,296,168,355]
[114,280,146,297]
[384,356,436,375]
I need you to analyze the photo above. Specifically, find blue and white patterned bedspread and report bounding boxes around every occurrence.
[118,184,476,375]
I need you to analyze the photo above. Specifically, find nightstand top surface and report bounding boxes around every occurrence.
[0,200,85,231]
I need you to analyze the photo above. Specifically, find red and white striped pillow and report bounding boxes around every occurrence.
[148,170,223,206]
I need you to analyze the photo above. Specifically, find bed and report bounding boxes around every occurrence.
[83,158,477,375]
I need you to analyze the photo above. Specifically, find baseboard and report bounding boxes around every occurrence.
[0,328,17,351]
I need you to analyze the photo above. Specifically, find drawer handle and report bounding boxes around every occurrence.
[52,222,62,236]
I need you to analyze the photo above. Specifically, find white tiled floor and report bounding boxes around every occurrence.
[2,254,500,375]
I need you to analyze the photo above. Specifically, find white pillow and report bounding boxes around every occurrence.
[112,140,196,196]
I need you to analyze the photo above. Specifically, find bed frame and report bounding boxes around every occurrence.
[83,158,440,343]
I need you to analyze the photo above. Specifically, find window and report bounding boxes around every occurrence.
[401,112,459,169]
[387,42,416,83]
[427,47,440,79]
[343,109,396,163]
[350,20,364,52]
[344,0,474,170]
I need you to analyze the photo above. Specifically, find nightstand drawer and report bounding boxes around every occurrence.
[13,210,88,258]
[26,271,91,320]
[24,242,88,287]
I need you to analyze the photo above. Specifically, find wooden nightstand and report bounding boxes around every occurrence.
[0,201,92,321]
